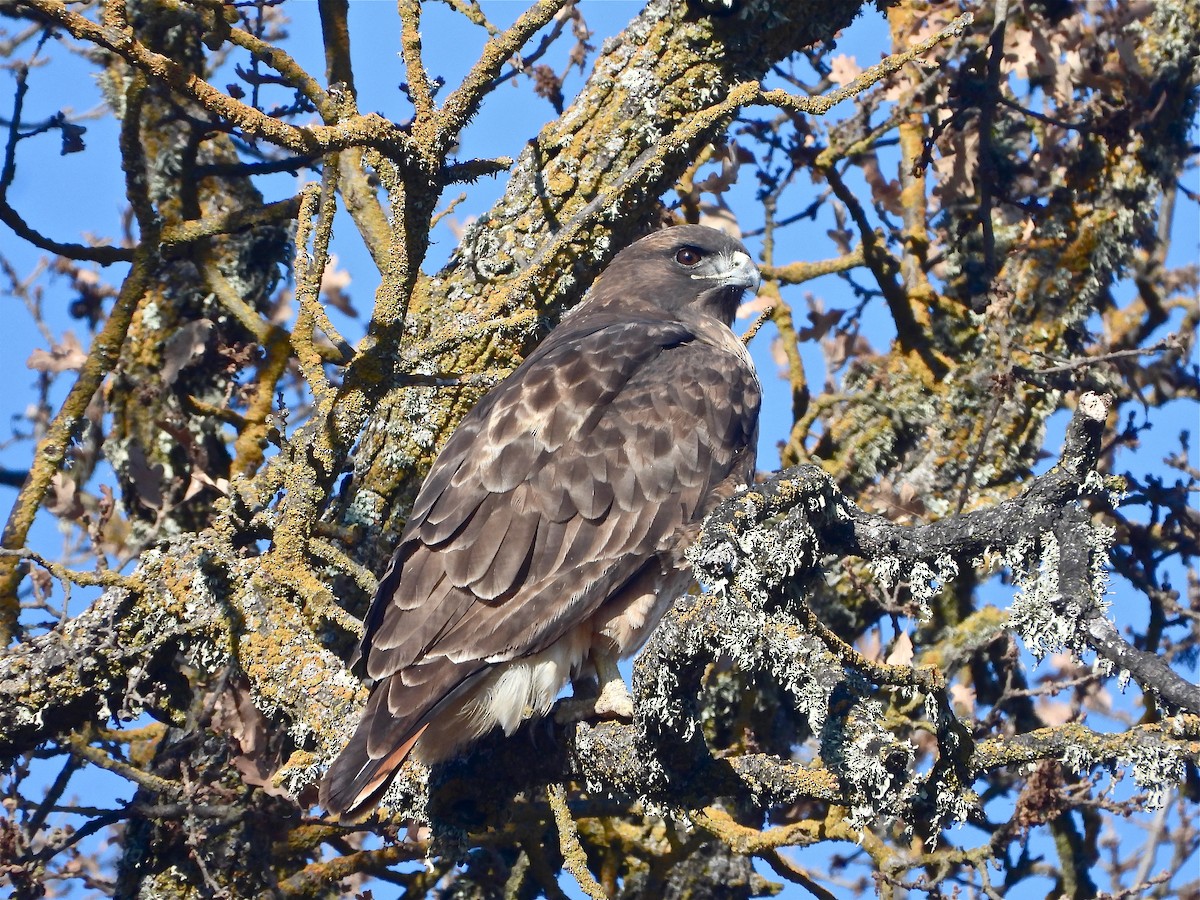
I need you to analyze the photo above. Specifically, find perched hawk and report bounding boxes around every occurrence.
[321,225,762,819]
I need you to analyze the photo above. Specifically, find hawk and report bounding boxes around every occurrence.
[321,225,762,819]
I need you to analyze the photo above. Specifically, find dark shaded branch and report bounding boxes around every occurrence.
[0,55,134,263]
[0,74,160,640]
[691,393,1110,596]
[1079,606,1200,714]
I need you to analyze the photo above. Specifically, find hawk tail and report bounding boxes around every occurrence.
[319,696,428,822]
[322,658,487,820]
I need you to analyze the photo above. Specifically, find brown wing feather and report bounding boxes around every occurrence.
[320,307,759,818]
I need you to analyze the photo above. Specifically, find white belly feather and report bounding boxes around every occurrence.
[411,567,688,764]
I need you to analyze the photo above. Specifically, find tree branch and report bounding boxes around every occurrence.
[14,0,416,158]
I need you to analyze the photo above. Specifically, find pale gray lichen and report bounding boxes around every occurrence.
[684,487,825,604]
[924,689,940,725]
[276,756,324,798]
[1060,741,1096,777]
[871,555,902,592]
[906,554,960,620]
[1060,738,1187,811]
[1081,468,1125,508]
[928,777,978,841]
[1124,742,1188,809]
[821,691,916,832]
[757,607,842,734]
[1007,521,1113,661]
[379,762,431,823]
[342,488,385,529]
[636,589,843,750]
[1116,667,1132,691]
[141,299,164,331]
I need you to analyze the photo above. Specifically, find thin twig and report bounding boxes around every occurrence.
[741,307,774,346]
[0,73,158,640]
[1020,337,1182,376]
[761,849,839,900]
[756,13,974,116]
[547,783,607,900]
[13,0,415,157]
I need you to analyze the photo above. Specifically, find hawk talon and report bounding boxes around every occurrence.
[555,650,634,723]
[593,679,635,719]
[554,684,635,724]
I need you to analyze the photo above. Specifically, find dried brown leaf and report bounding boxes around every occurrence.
[885,632,914,667]
[125,442,165,511]
[319,254,356,318]
[161,319,214,385]
[736,293,773,319]
[697,201,742,238]
[1035,699,1075,727]
[27,331,87,374]
[828,53,861,87]
[949,682,976,716]
[796,308,844,342]
[213,680,290,797]
[46,472,85,520]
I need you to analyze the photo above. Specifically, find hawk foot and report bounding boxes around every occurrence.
[554,680,634,724]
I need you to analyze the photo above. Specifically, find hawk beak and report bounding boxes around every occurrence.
[723,250,760,294]
[691,249,760,295]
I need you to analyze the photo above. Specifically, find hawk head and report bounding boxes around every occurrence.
[587,225,760,326]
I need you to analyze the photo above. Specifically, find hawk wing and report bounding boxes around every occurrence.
[321,304,760,814]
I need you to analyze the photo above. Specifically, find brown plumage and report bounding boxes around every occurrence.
[320,225,762,819]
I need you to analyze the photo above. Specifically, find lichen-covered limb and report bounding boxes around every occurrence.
[547,782,608,900]
[682,719,1196,890]
[0,569,198,761]
[971,717,1200,775]
[755,11,973,117]
[0,536,363,771]
[650,391,1194,840]
[267,843,425,899]
[417,713,841,839]
[436,0,569,140]
[290,180,343,401]
[693,802,1001,900]
[691,394,1108,639]
[348,599,1186,844]
[0,75,160,637]
[1078,607,1200,713]
[632,586,905,828]
[691,805,857,854]
[761,245,866,286]
[690,392,1199,718]
[159,195,303,250]
[0,548,134,593]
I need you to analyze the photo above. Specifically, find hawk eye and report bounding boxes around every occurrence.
[675,246,704,266]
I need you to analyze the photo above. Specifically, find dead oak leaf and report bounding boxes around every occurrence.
[161,319,215,386]
[125,443,165,511]
[828,53,862,87]
[320,254,356,318]
[47,472,86,520]
[885,631,915,667]
[182,469,231,502]
[27,331,87,374]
